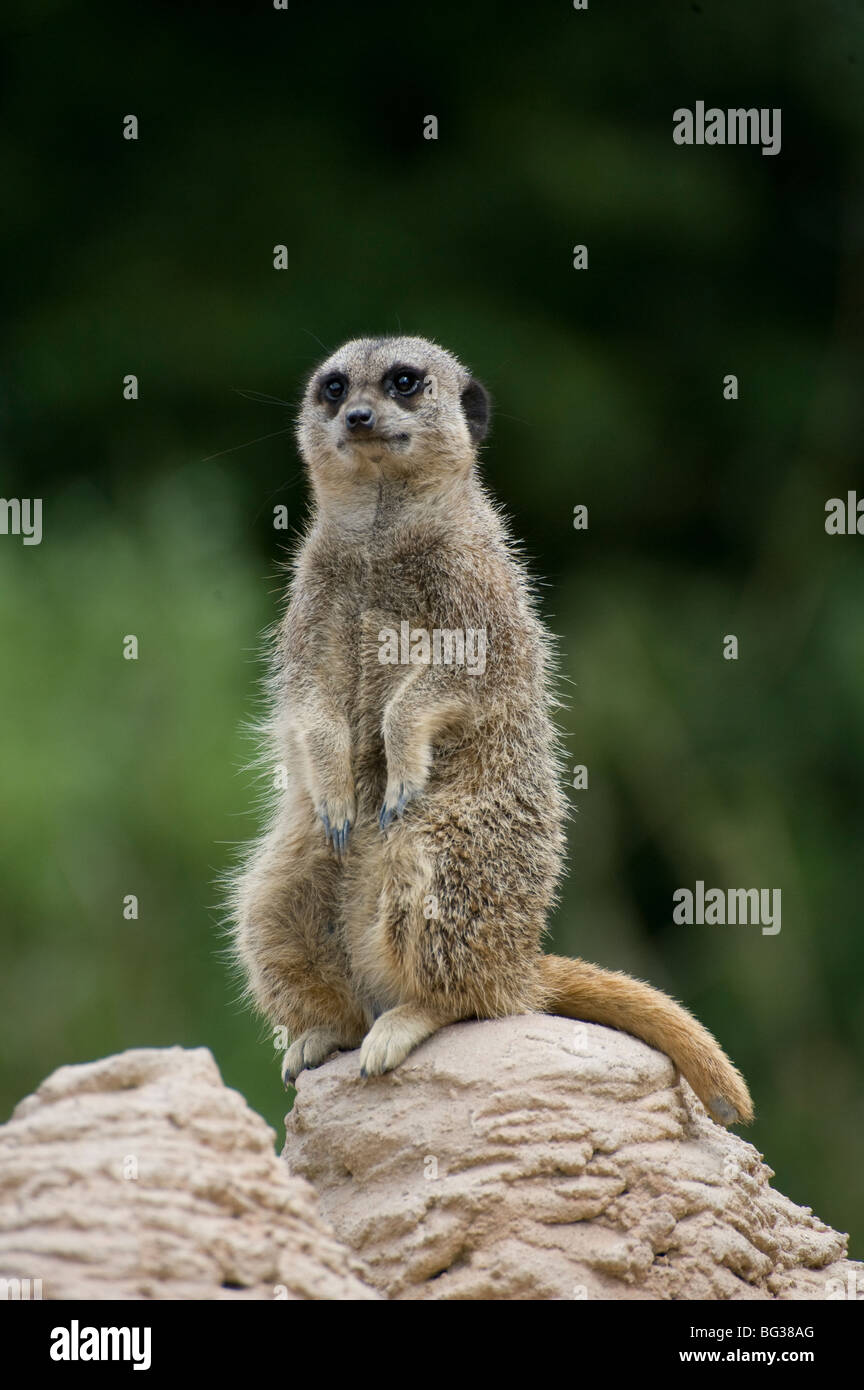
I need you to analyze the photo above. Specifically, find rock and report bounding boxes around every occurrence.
[284,1015,864,1301]
[0,1046,377,1300]
[3,1025,859,1303]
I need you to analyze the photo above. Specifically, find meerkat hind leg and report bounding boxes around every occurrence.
[359,1003,458,1078]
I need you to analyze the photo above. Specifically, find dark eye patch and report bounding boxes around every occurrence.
[383,364,424,401]
[317,371,349,406]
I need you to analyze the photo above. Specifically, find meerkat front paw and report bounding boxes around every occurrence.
[378,779,422,831]
[317,794,355,858]
[282,1027,346,1086]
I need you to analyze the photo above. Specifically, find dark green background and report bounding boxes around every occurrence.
[2,0,862,1257]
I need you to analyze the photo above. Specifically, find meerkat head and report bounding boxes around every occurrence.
[296,336,490,501]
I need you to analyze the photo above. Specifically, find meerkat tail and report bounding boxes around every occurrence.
[538,954,753,1127]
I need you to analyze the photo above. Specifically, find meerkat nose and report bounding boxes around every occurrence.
[346,406,376,431]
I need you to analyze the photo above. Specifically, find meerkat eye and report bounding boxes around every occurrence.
[323,375,347,402]
[392,369,421,396]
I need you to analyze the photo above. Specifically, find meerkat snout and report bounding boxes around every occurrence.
[345,405,376,432]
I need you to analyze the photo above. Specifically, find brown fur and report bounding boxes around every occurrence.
[229,335,753,1126]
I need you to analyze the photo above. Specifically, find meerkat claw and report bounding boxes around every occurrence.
[318,808,352,858]
[379,782,414,831]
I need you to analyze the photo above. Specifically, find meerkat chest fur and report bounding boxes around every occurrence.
[288,482,546,820]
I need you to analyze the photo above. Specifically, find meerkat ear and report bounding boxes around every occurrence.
[460,378,491,444]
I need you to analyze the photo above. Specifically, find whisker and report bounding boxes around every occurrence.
[231,388,292,407]
[201,426,294,462]
[300,328,331,354]
[252,470,305,525]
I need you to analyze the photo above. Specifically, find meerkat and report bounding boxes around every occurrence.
[230,335,753,1127]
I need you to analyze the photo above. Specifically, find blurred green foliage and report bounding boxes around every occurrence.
[1,0,862,1257]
